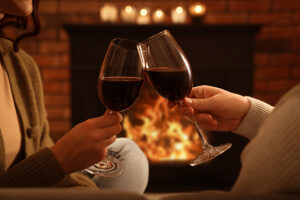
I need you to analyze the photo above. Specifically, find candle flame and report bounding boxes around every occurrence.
[155,10,163,18]
[195,5,203,13]
[125,5,133,13]
[140,8,148,16]
[176,6,184,14]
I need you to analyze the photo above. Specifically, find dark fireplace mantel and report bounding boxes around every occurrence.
[64,24,260,192]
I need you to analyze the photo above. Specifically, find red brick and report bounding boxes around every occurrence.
[39,0,58,15]
[254,53,269,65]
[249,13,291,25]
[59,29,70,42]
[291,40,300,51]
[32,54,69,68]
[42,68,70,81]
[205,13,247,24]
[80,15,101,25]
[255,66,290,79]
[274,0,300,11]
[36,28,58,40]
[255,26,271,39]
[293,12,300,23]
[43,81,70,94]
[253,79,269,91]
[59,0,99,14]
[270,53,300,65]
[48,120,71,139]
[268,79,294,92]
[252,93,281,105]
[44,94,70,106]
[46,106,71,119]
[203,0,227,11]
[291,66,300,78]
[19,41,39,54]
[39,41,69,54]
[269,26,300,39]
[229,0,271,11]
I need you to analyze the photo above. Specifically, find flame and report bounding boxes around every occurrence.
[124,96,202,162]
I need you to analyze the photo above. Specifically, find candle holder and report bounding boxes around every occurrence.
[121,5,137,24]
[171,6,187,24]
[152,9,166,24]
[189,2,206,24]
[99,3,118,23]
[137,8,151,25]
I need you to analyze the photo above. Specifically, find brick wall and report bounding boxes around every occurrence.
[19,0,300,140]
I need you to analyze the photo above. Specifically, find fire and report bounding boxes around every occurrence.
[124,96,202,162]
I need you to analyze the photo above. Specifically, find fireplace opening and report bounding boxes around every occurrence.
[66,24,260,192]
[124,82,202,163]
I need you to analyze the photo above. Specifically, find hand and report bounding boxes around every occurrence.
[168,86,250,132]
[50,111,122,175]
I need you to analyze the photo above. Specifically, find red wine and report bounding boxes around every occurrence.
[98,76,144,112]
[146,67,192,101]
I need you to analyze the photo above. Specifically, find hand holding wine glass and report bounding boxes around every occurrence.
[171,85,251,132]
[138,30,232,166]
[84,38,144,177]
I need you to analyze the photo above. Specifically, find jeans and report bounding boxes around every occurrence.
[81,138,149,194]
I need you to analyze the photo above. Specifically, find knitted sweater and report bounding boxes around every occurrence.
[231,84,300,195]
[0,38,97,188]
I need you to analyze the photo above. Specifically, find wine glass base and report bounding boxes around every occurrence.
[190,143,232,166]
[85,155,123,177]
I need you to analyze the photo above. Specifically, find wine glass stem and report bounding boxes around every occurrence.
[193,119,210,149]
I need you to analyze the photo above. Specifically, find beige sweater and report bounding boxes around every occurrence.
[231,84,300,195]
[0,38,97,188]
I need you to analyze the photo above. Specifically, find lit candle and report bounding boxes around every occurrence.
[121,5,137,23]
[189,3,206,16]
[171,6,187,24]
[136,8,150,25]
[99,3,118,23]
[189,3,206,24]
[152,9,165,24]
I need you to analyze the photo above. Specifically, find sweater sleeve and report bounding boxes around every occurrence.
[0,148,65,187]
[232,96,274,140]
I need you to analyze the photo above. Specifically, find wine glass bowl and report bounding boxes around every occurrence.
[85,38,144,177]
[98,38,144,113]
[138,30,232,166]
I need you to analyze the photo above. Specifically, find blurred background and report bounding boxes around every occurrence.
[18,0,300,192]
[19,0,300,141]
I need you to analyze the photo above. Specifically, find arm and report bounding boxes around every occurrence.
[170,85,273,140]
[0,44,121,187]
[232,97,274,140]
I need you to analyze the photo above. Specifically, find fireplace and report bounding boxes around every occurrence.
[65,24,260,192]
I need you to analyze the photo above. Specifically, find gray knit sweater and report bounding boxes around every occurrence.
[231,84,300,195]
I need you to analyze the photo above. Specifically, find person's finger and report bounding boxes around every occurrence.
[87,112,123,129]
[184,97,217,113]
[194,113,218,130]
[96,124,122,140]
[177,105,194,117]
[101,135,117,146]
[190,86,223,99]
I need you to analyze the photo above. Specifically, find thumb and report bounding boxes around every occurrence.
[184,97,215,113]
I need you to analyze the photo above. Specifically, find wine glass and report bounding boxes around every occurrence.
[137,30,232,166]
[84,38,144,177]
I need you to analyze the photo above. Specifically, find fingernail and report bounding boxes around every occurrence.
[185,98,192,105]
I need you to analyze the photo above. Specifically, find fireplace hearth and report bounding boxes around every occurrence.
[65,24,260,192]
